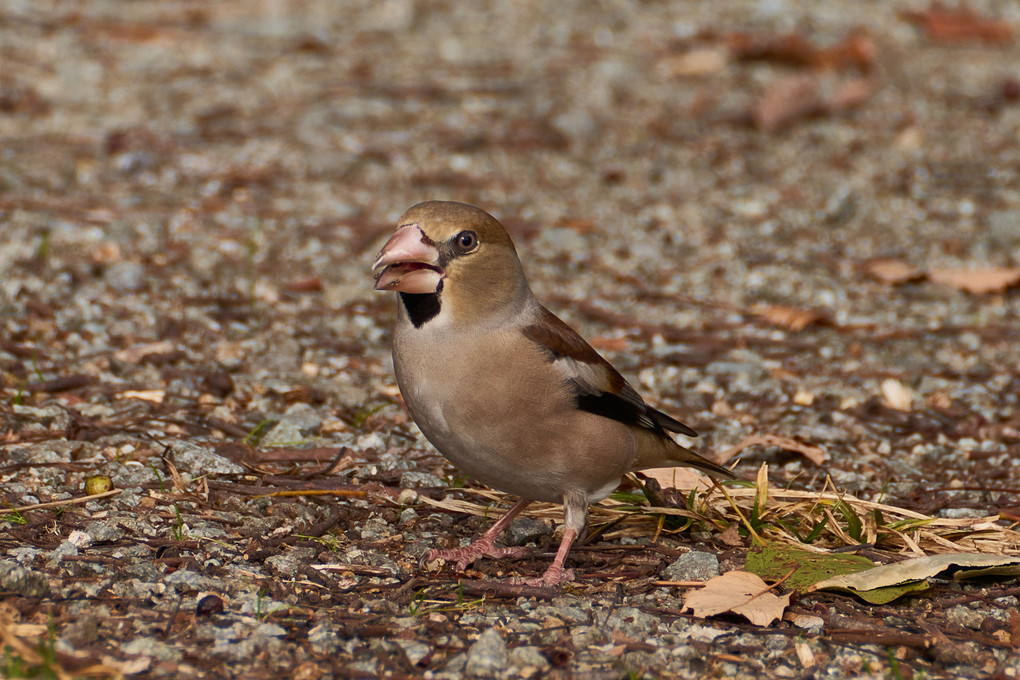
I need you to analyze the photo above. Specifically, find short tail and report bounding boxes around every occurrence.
[633,429,737,480]
[669,445,736,480]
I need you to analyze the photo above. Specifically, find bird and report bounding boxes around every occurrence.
[372,200,734,587]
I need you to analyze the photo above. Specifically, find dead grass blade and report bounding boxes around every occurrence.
[419,466,1020,558]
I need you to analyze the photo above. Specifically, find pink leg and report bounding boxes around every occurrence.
[512,492,588,587]
[424,498,532,571]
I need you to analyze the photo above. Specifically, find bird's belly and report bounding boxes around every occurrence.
[394,350,630,503]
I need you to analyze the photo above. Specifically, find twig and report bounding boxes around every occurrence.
[4,489,122,512]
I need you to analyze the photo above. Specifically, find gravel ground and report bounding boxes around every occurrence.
[2,1,1020,678]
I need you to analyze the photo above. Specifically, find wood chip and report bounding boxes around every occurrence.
[755,304,829,332]
[927,267,1020,295]
[900,5,1014,45]
[863,258,924,285]
[656,48,729,78]
[881,378,913,411]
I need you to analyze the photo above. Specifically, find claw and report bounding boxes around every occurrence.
[424,543,530,571]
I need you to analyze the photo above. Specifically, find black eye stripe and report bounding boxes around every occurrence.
[436,230,480,266]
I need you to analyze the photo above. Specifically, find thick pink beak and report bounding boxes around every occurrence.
[371,225,443,294]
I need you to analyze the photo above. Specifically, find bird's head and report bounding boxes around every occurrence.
[372,201,530,325]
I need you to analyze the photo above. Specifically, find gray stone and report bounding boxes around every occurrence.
[394,638,431,666]
[163,569,222,592]
[265,548,317,576]
[278,402,322,434]
[166,440,245,476]
[104,261,146,292]
[260,419,304,446]
[662,551,719,582]
[121,636,182,663]
[605,606,662,634]
[533,604,589,624]
[398,507,418,525]
[85,520,124,543]
[6,547,42,564]
[500,517,552,547]
[508,645,550,676]
[48,540,79,563]
[0,560,49,597]
[988,209,1020,245]
[307,621,342,655]
[399,470,444,489]
[945,604,988,630]
[465,627,507,678]
[11,404,71,433]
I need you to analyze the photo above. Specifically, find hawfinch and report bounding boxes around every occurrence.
[372,201,733,586]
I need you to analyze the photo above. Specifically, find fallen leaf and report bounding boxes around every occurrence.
[717,522,743,547]
[810,553,1020,603]
[642,466,713,491]
[656,48,729,78]
[863,258,924,285]
[728,30,876,72]
[753,73,820,132]
[753,73,876,132]
[716,433,827,466]
[746,543,874,593]
[880,378,913,411]
[755,304,829,332]
[682,570,791,627]
[928,267,1020,294]
[900,5,1014,45]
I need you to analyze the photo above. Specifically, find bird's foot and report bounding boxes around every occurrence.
[510,565,575,588]
[423,540,529,571]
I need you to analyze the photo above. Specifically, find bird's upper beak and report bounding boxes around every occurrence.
[372,224,444,294]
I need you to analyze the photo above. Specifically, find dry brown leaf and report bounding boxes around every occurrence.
[928,267,1020,295]
[728,30,876,71]
[683,570,791,627]
[553,216,597,233]
[752,73,820,132]
[642,467,713,491]
[881,378,913,411]
[589,335,630,351]
[863,258,924,285]
[755,304,828,332]
[717,434,827,466]
[718,522,744,547]
[901,5,1014,45]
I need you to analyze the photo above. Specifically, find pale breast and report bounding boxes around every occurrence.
[392,317,635,503]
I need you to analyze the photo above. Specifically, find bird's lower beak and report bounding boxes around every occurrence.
[372,225,444,294]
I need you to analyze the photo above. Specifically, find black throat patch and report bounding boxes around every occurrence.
[400,292,441,328]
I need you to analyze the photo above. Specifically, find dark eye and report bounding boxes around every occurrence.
[455,230,478,252]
